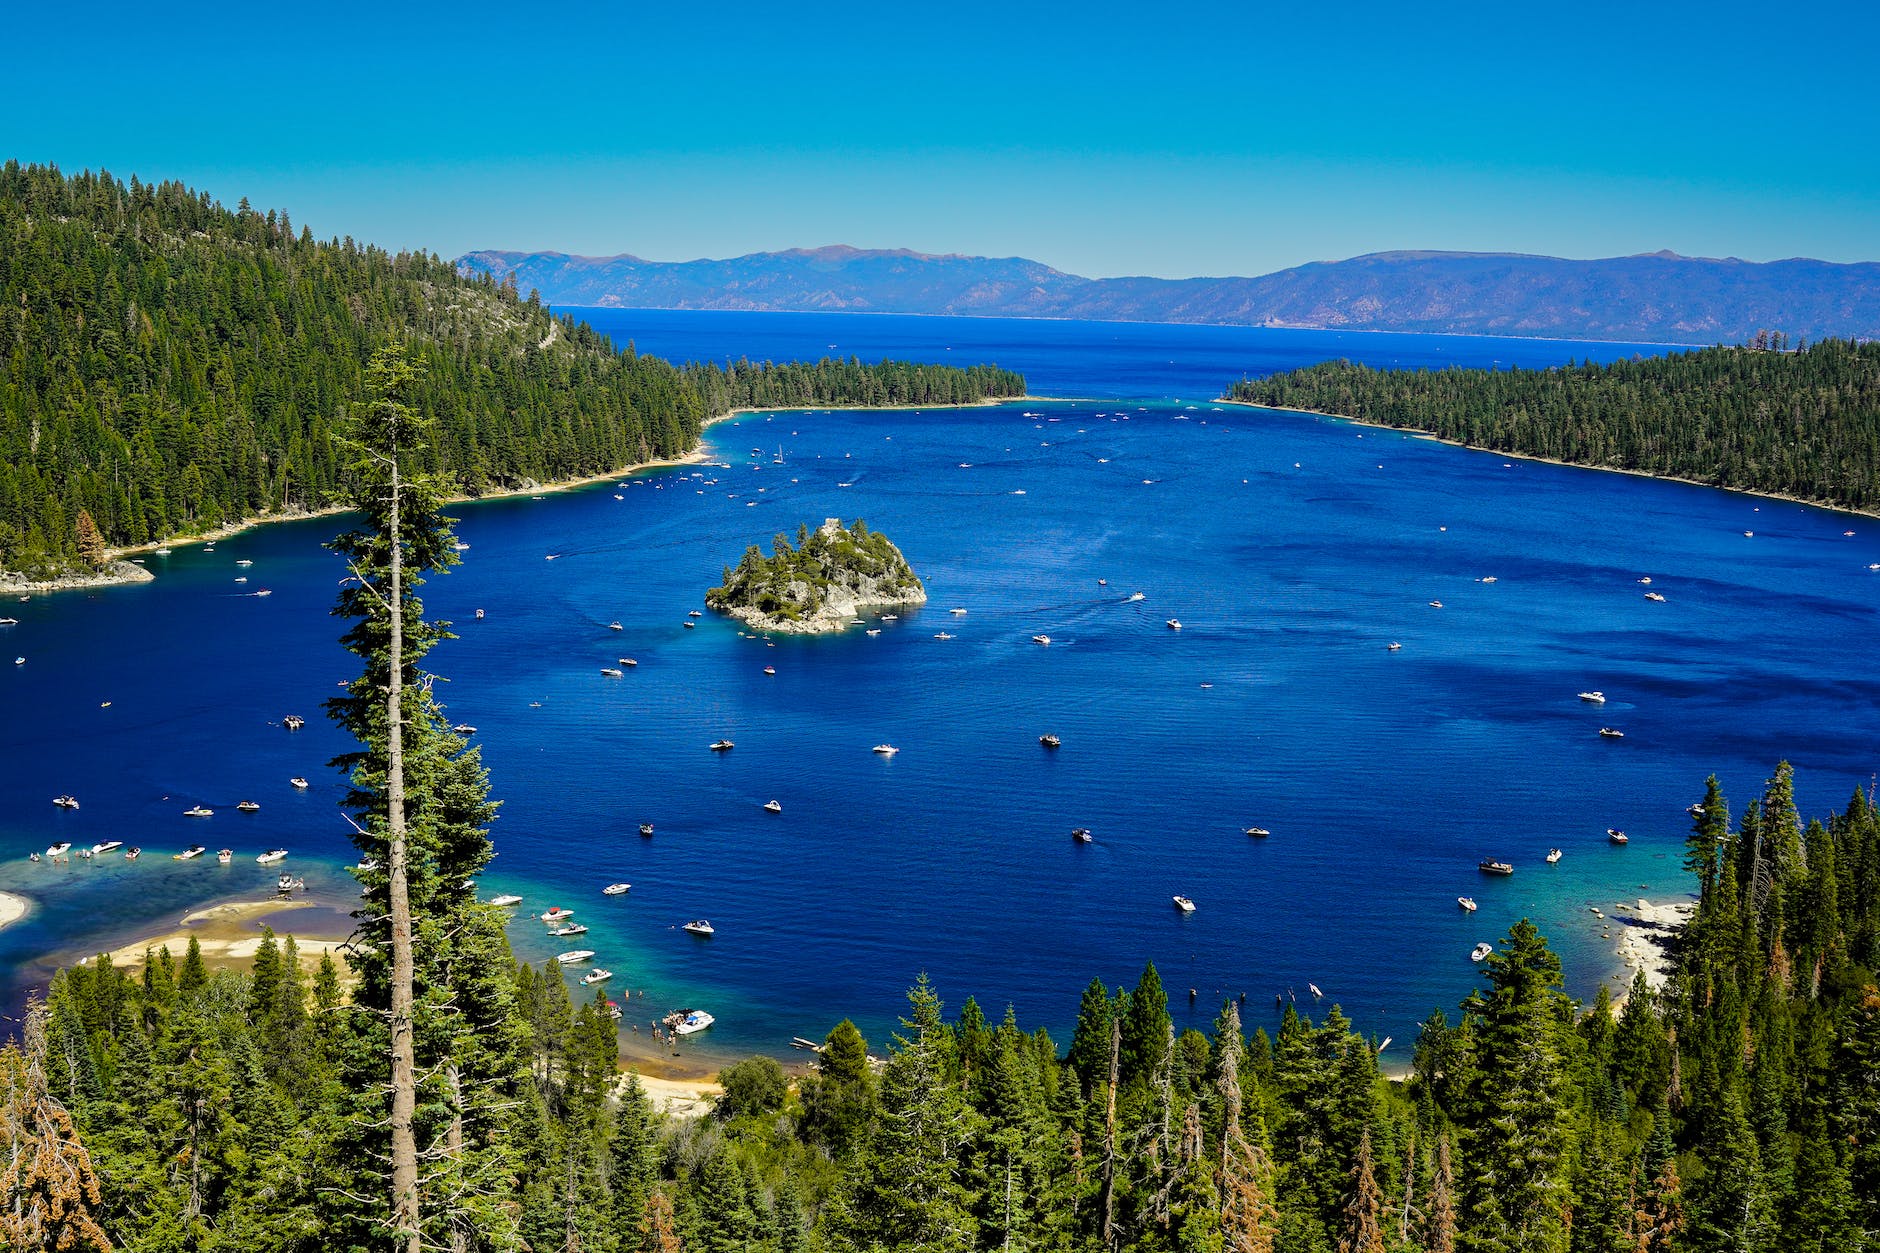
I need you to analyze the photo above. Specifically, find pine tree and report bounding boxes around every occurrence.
[73,509,106,568]
[1336,1129,1386,1253]
[0,1003,112,1253]
[1457,919,1570,1253]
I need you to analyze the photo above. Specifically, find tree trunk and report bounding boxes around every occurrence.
[1099,1018,1120,1249]
[387,461,421,1253]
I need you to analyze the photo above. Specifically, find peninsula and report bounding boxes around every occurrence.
[706,518,925,633]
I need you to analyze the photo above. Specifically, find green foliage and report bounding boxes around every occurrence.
[1226,339,1880,512]
[717,1055,788,1120]
[706,517,923,621]
[0,162,1024,572]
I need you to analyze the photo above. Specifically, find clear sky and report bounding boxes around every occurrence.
[6,0,1876,277]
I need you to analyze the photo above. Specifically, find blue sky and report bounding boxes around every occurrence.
[6,0,1876,277]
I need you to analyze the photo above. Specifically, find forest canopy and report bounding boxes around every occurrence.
[1226,339,1880,513]
[0,162,1023,574]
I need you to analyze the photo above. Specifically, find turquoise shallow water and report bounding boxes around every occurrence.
[3,313,1875,1068]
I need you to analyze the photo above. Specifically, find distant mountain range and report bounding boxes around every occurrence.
[456,246,1880,345]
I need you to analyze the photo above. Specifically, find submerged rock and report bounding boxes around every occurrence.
[707,518,926,635]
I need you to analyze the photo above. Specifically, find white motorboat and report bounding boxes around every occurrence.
[452,724,476,734]
[540,907,575,923]
[1599,727,1625,739]
[237,800,260,812]
[1578,691,1606,703]
[1638,576,1652,584]
[602,883,631,895]
[1166,619,1182,630]
[620,658,637,666]
[257,849,288,865]
[764,665,776,674]
[236,559,252,567]
[673,1009,715,1035]
[1387,642,1402,650]
[550,924,588,937]
[282,715,305,730]
[1172,895,1196,913]
[1031,634,1051,645]
[488,894,524,907]
[1429,600,1444,608]
[218,849,233,864]
[1244,826,1270,838]
[950,607,968,615]
[290,777,310,789]
[683,919,715,936]
[175,845,206,860]
[1072,827,1093,844]
[1607,828,1629,845]
[764,800,782,813]
[184,805,213,818]
[46,842,71,858]
[90,841,123,855]
[872,744,898,756]
[710,740,735,752]
[1039,734,1061,749]
[1471,943,1493,962]
[600,667,624,678]
[608,621,623,631]
[1458,896,1477,911]
[1644,592,1666,602]
[1546,848,1563,863]
[581,968,612,985]
[555,950,596,964]
[1127,592,1145,602]
[53,795,79,810]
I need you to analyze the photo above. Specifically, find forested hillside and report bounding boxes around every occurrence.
[15,763,1878,1251]
[1226,338,1880,513]
[0,163,1022,574]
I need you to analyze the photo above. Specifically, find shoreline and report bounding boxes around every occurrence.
[0,891,32,932]
[16,395,1037,595]
[1216,398,1880,521]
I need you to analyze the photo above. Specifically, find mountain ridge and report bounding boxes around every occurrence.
[457,245,1880,344]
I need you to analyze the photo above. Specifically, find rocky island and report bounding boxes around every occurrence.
[706,518,926,634]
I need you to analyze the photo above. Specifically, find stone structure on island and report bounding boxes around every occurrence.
[706,518,925,634]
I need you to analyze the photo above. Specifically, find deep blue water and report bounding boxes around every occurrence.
[3,311,1876,1071]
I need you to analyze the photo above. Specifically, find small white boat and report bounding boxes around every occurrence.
[1244,826,1270,838]
[555,950,596,964]
[1308,983,1323,998]
[600,667,624,678]
[608,621,623,631]
[764,800,782,813]
[710,739,734,752]
[46,842,71,858]
[1599,727,1625,739]
[1172,895,1196,913]
[1607,829,1629,845]
[237,800,260,812]
[184,805,213,818]
[289,777,309,789]
[933,632,953,640]
[175,845,206,861]
[282,715,306,730]
[1032,634,1052,645]
[1166,619,1182,630]
[673,1009,715,1035]
[234,576,247,584]
[452,724,476,734]
[866,629,881,636]
[1429,600,1444,608]
[1458,896,1477,911]
[475,609,485,619]
[1471,943,1493,962]
[257,849,288,865]
[540,907,575,923]
[1039,734,1061,748]
[950,607,968,615]
[1638,576,1652,584]
[1743,530,1754,538]
[53,795,79,810]
[488,894,524,907]
[683,621,695,629]
[90,841,123,855]
[124,847,140,860]
[872,744,899,755]
[1546,848,1563,863]
[1072,827,1093,844]
[1578,691,1606,703]
[880,614,898,621]
[1127,592,1145,602]
[1480,576,1498,583]
[1387,642,1402,650]
[549,923,588,937]
[581,968,612,985]
[683,919,715,936]
[602,882,632,895]
[154,547,172,555]
[1644,592,1666,602]
[218,849,233,864]
[620,658,638,666]
[763,665,776,674]
[0,618,15,626]
[236,559,252,567]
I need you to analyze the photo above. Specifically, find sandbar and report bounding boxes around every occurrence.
[0,891,33,931]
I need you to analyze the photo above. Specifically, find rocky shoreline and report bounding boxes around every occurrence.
[0,560,156,596]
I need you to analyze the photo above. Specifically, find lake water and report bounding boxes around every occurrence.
[3,311,1875,1068]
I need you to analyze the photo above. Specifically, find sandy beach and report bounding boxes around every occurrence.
[100,898,354,976]
[0,891,32,932]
